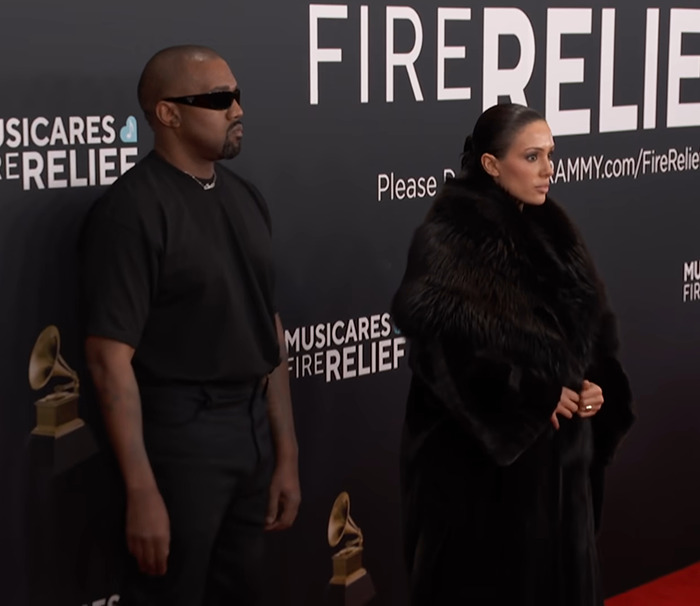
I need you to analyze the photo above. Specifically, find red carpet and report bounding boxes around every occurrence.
[606,563,700,606]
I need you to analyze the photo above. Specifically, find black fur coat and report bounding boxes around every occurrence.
[391,176,634,606]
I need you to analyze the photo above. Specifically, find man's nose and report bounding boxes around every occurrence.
[228,100,243,121]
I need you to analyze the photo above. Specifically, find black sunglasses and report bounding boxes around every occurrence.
[163,89,241,110]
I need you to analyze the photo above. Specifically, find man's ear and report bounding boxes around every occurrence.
[154,101,181,128]
[481,153,500,178]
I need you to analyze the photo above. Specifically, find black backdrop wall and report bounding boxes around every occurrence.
[2,1,700,605]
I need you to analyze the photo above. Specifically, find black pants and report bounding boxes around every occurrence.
[120,381,273,606]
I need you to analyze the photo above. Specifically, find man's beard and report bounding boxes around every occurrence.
[222,139,241,159]
[221,123,242,159]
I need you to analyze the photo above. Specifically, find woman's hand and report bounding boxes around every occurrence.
[551,387,580,430]
[577,380,604,418]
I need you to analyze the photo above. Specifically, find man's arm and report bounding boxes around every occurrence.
[264,314,301,531]
[85,336,170,575]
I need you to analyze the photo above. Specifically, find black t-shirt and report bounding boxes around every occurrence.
[80,151,280,384]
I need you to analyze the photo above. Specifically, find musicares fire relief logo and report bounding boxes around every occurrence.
[285,312,406,382]
[0,114,139,191]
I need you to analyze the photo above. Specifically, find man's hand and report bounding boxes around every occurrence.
[126,486,170,576]
[85,336,168,574]
[265,459,301,531]
[264,313,301,531]
[551,386,580,430]
[577,380,604,418]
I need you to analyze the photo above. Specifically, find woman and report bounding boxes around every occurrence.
[392,104,634,605]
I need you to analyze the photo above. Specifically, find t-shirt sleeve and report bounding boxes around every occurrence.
[237,177,278,312]
[80,213,158,348]
[242,179,273,235]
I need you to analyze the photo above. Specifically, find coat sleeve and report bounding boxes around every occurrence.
[586,310,635,466]
[583,309,634,531]
[406,338,561,466]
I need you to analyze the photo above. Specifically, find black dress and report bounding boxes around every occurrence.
[392,177,634,605]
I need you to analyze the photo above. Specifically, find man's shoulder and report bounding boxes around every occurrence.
[107,151,169,194]
[87,153,168,228]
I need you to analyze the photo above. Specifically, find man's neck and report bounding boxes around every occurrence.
[153,144,216,180]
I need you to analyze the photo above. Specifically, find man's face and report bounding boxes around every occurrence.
[166,57,244,161]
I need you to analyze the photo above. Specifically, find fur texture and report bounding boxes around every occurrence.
[392,176,634,606]
[393,176,604,387]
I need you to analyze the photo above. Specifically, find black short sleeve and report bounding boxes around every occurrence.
[241,179,273,235]
[81,215,159,349]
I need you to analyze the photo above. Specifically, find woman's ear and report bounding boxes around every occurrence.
[481,153,500,178]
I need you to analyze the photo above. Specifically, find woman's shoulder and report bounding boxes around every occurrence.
[430,176,490,211]
[426,176,520,237]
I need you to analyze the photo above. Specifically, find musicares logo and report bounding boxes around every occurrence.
[285,312,406,382]
[0,114,139,191]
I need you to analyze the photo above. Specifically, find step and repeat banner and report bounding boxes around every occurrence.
[2,1,700,605]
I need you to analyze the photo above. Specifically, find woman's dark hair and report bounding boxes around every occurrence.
[461,103,545,178]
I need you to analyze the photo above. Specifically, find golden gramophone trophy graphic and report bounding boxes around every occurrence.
[324,491,376,605]
[28,324,96,473]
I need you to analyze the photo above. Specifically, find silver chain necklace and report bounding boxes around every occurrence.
[184,170,217,190]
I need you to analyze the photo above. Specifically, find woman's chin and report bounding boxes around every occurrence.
[524,195,547,206]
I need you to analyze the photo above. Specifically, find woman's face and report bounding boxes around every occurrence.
[482,120,554,206]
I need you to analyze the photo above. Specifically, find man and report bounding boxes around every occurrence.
[81,45,300,605]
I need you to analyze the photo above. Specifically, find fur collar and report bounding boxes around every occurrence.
[393,177,605,387]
